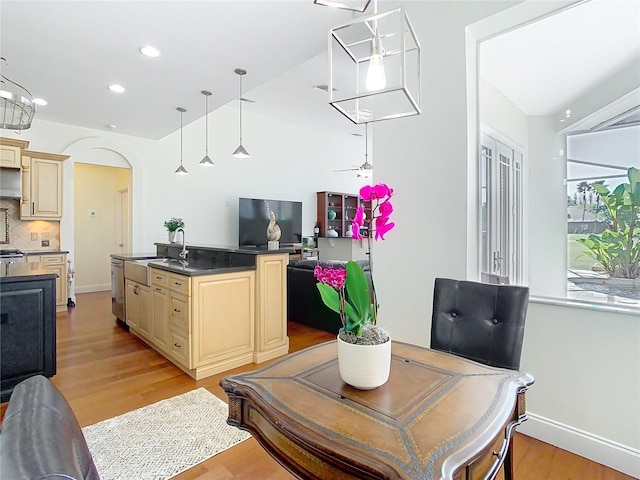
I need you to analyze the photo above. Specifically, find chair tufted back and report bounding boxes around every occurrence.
[430,278,530,370]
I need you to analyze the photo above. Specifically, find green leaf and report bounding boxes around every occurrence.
[316,283,341,315]
[592,183,610,196]
[345,261,371,323]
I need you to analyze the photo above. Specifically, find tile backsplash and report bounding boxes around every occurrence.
[0,198,61,251]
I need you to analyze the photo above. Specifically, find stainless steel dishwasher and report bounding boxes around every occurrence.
[111,257,125,323]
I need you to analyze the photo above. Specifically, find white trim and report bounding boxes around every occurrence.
[74,284,111,294]
[530,294,640,316]
[519,413,640,478]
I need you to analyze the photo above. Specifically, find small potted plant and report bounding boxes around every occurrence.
[314,183,394,389]
[164,217,184,243]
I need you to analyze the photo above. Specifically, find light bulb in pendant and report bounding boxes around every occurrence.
[365,34,386,92]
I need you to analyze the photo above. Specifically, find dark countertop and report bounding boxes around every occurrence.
[154,243,298,256]
[146,258,256,277]
[0,263,58,281]
[22,250,70,256]
[110,252,160,261]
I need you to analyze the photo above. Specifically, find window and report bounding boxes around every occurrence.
[480,131,524,286]
[565,122,640,306]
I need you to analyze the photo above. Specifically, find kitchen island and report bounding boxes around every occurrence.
[0,263,57,402]
[113,243,291,380]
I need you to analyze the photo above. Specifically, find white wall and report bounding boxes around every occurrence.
[372,1,639,476]
[527,115,568,297]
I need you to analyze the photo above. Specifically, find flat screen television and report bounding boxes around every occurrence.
[238,197,302,248]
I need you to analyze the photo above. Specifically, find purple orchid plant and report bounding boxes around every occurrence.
[314,183,395,337]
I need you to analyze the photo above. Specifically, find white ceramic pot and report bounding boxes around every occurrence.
[168,231,177,243]
[337,336,391,390]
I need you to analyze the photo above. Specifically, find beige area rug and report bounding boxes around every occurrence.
[82,388,251,480]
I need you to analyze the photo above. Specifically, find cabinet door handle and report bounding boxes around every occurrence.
[174,342,181,348]
[173,308,180,313]
[174,282,182,286]
[155,287,162,292]
[134,285,138,295]
[32,202,35,215]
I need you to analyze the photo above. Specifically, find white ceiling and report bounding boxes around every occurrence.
[1,0,638,140]
[480,0,640,117]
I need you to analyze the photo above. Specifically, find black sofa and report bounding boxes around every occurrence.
[0,375,100,480]
[287,259,371,334]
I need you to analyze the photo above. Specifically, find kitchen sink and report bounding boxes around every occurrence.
[148,258,214,272]
[123,259,158,286]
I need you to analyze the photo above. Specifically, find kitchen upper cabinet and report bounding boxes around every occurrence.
[0,137,29,168]
[21,150,69,220]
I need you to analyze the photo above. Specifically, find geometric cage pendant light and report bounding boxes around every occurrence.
[174,107,188,175]
[328,3,421,124]
[313,0,371,12]
[0,57,36,130]
[199,90,214,166]
[232,68,250,158]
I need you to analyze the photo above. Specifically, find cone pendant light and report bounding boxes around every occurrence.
[232,68,249,158]
[175,107,188,175]
[199,90,214,166]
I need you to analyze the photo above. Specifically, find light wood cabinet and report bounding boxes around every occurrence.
[151,270,169,351]
[26,253,68,312]
[316,191,371,238]
[129,255,288,380]
[20,150,68,220]
[125,280,151,338]
[0,138,29,168]
[192,270,255,375]
[254,253,289,363]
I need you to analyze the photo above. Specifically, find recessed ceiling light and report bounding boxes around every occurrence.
[139,45,161,58]
[107,124,116,129]
[33,98,48,106]
[108,84,125,93]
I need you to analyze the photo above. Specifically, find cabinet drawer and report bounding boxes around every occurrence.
[168,273,190,295]
[466,432,507,480]
[169,295,189,332]
[150,268,168,286]
[169,328,190,367]
[41,254,65,265]
[26,255,41,263]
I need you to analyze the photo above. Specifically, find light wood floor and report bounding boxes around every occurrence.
[1,291,633,480]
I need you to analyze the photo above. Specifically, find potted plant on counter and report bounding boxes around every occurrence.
[314,183,394,390]
[164,217,184,243]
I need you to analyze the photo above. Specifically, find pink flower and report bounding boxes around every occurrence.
[313,265,346,289]
[360,183,393,202]
[351,206,364,240]
[374,216,395,240]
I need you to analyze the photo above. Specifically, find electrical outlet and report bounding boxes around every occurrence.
[31,232,39,241]
[90,211,97,217]
[41,240,50,247]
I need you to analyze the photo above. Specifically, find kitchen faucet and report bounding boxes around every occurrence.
[176,228,188,261]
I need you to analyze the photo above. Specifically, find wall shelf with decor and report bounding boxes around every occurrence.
[316,191,371,238]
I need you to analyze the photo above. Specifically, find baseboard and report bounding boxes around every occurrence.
[74,284,111,294]
[518,413,640,478]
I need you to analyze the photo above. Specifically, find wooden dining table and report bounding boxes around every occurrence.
[220,340,534,480]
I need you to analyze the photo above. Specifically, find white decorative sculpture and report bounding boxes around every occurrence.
[267,211,281,250]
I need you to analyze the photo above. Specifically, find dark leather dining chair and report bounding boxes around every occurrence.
[430,277,530,480]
